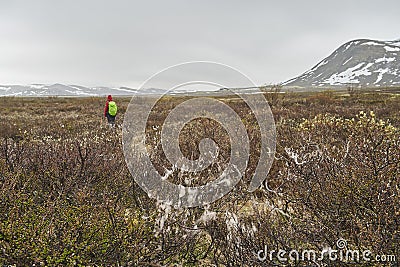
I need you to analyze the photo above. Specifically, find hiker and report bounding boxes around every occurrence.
[104,95,118,127]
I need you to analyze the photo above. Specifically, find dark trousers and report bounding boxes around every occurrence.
[106,113,116,125]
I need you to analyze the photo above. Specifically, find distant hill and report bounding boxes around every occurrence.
[283,39,400,88]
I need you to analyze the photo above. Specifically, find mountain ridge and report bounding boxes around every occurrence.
[0,83,162,97]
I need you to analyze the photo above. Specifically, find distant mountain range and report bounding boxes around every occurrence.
[283,38,400,88]
[0,83,169,97]
[0,83,228,97]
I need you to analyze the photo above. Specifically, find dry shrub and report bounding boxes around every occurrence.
[0,94,399,266]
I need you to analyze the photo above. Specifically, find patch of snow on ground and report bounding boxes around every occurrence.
[113,87,137,93]
[69,85,83,91]
[374,68,390,84]
[362,41,382,46]
[314,72,324,79]
[322,63,365,84]
[342,57,353,65]
[353,62,374,76]
[3,92,22,96]
[386,40,400,46]
[375,57,396,63]
[64,89,93,96]
[344,42,353,50]
[29,84,46,89]
[384,46,400,52]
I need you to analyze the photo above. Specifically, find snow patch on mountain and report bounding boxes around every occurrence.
[342,57,352,65]
[362,41,381,46]
[375,57,395,63]
[374,68,390,84]
[384,46,400,52]
[323,62,377,85]
[0,86,11,91]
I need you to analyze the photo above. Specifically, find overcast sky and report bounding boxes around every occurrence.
[1,0,399,88]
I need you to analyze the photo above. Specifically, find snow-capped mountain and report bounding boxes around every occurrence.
[283,39,400,87]
[0,83,225,97]
[0,84,168,97]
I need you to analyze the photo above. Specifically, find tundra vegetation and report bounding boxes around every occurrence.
[0,90,399,266]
